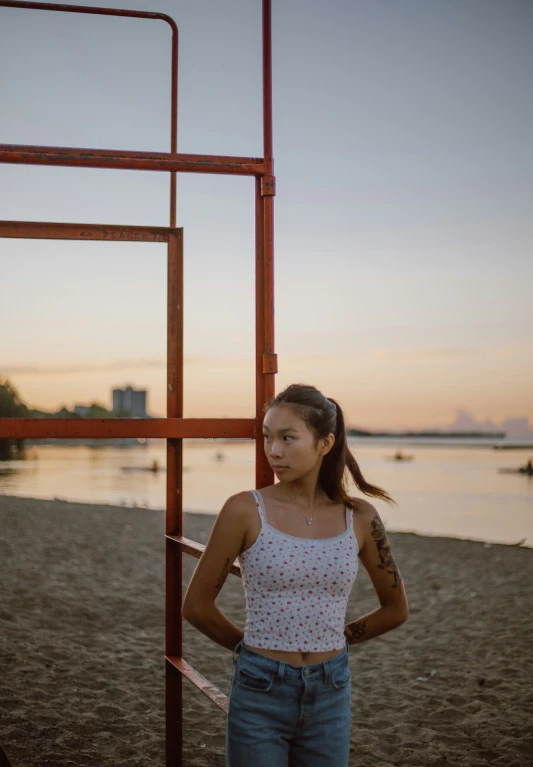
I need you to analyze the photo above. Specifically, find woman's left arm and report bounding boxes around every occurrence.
[345,502,409,646]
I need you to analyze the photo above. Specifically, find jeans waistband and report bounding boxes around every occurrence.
[232,640,349,681]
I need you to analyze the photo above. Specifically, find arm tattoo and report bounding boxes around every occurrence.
[370,515,402,590]
[215,558,231,592]
[345,620,366,645]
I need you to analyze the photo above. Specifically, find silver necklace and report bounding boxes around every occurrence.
[276,493,329,526]
[296,506,333,526]
[293,497,328,526]
[298,508,314,526]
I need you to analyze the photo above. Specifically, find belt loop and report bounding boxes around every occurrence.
[232,640,243,665]
[277,661,285,686]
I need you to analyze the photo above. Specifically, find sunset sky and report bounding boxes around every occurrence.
[1,0,531,430]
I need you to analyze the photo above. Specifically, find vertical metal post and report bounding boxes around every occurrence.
[166,229,184,766]
[169,22,178,228]
[166,11,180,763]
[256,0,275,488]
[262,0,275,402]
[262,0,274,168]
[255,175,271,487]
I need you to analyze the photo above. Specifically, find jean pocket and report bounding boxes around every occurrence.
[330,664,351,689]
[235,662,275,692]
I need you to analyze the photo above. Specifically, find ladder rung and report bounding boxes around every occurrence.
[0,744,14,767]
[166,535,241,576]
[166,656,229,714]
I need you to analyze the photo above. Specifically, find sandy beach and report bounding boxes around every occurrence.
[0,494,531,767]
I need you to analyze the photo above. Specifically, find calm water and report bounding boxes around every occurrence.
[1,439,532,547]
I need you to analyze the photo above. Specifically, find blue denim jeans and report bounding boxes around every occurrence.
[226,640,352,767]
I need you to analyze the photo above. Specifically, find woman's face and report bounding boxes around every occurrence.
[262,404,333,481]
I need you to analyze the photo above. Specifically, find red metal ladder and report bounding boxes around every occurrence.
[0,2,276,764]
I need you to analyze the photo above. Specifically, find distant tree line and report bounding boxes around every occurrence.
[0,379,28,460]
[0,378,126,460]
[347,428,506,439]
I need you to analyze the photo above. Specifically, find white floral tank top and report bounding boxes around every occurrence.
[238,489,359,652]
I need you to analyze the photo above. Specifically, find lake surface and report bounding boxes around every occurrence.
[1,438,532,547]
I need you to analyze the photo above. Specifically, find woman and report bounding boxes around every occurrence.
[182,383,408,766]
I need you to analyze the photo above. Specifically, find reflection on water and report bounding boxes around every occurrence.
[1,439,532,547]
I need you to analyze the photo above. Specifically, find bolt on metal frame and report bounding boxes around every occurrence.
[0,2,276,765]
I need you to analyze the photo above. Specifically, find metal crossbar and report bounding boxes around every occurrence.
[0,2,275,765]
[0,745,13,767]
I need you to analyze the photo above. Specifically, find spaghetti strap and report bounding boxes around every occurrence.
[345,506,352,534]
[250,489,267,525]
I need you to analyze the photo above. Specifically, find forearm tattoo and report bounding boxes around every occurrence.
[371,514,402,590]
[345,620,366,645]
[215,558,231,592]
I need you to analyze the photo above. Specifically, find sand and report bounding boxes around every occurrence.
[0,494,531,767]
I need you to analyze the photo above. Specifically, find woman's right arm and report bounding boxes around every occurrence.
[181,491,251,651]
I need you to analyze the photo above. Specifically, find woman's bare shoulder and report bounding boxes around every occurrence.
[224,489,256,506]
[254,483,277,499]
[220,490,258,519]
[351,496,378,518]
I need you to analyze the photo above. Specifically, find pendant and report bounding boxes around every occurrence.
[306,518,312,525]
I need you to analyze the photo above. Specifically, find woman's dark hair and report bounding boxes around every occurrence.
[264,383,395,509]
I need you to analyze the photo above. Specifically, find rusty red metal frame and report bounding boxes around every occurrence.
[0,2,276,766]
[0,745,13,767]
[0,144,267,176]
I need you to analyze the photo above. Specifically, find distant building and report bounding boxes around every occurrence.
[112,386,149,417]
[74,405,91,417]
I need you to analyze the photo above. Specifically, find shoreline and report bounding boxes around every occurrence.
[1,491,530,549]
[1,494,531,767]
